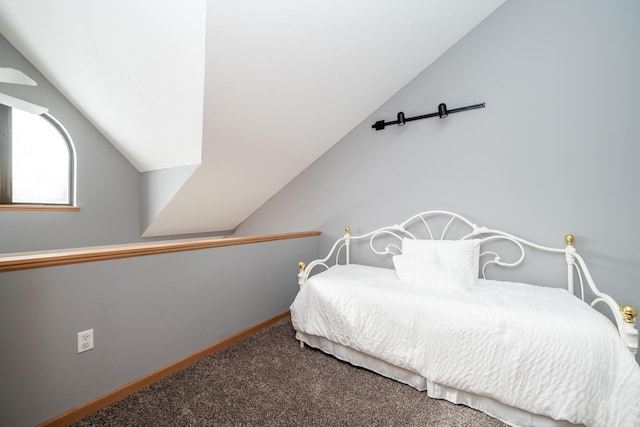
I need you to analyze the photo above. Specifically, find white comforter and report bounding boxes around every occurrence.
[290,264,640,427]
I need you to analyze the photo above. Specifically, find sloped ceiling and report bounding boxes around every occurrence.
[0,0,506,237]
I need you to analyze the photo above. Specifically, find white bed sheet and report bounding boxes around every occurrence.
[290,264,640,427]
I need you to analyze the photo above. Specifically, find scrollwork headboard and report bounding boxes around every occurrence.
[297,210,639,354]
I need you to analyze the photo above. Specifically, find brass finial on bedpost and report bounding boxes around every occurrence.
[621,305,638,324]
[344,226,351,264]
[298,261,306,288]
[564,234,576,295]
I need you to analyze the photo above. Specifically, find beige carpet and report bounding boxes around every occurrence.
[72,317,507,426]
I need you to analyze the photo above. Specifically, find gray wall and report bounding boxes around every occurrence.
[237,0,640,359]
[0,34,147,252]
[0,235,319,426]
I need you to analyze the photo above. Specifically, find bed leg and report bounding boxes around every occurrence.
[300,340,304,349]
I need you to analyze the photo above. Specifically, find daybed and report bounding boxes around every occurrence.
[291,211,640,427]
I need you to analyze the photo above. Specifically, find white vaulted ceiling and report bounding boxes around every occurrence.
[0,0,505,236]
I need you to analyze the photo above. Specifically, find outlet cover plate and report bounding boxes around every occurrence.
[77,329,94,353]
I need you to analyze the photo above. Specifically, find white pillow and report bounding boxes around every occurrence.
[392,254,416,284]
[412,262,471,293]
[395,239,480,292]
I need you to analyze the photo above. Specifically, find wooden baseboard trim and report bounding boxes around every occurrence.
[39,310,291,427]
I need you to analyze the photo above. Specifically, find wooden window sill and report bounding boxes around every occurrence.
[0,204,80,212]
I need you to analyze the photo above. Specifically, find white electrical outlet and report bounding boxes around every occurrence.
[77,329,94,353]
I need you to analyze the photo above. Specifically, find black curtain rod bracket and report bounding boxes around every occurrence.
[372,102,485,131]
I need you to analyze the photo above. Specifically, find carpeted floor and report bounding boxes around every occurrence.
[72,317,507,426]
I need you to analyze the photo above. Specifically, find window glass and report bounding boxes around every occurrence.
[11,109,71,204]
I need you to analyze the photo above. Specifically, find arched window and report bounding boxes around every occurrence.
[0,105,75,206]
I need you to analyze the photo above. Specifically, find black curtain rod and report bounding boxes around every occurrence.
[372,102,485,131]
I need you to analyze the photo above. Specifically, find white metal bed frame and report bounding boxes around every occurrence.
[298,210,638,353]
